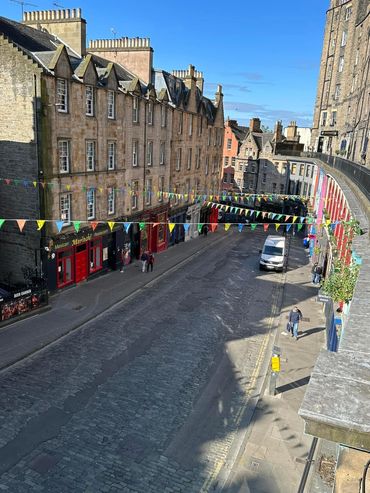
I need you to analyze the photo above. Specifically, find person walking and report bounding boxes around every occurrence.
[288,306,303,340]
[147,251,155,272]
[119,248,125,273]
[140,250,148,273]
[311,263,318,283]
[312,263,322,284]
[202,224,209,236]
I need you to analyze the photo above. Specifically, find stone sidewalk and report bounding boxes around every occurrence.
[220,235,330,493]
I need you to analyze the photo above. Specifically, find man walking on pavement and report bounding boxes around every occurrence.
[288,306,303,340]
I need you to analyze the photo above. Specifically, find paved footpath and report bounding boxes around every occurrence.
[219,236,328,493]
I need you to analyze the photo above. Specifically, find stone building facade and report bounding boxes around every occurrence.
[311,0,370,165]
[0,9,224,291]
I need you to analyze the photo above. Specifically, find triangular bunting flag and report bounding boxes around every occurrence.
[275,223,280,231]
[4,179,11,185]
[36,220,45,230]
[108,221,115,231]
[224,223,231,231]
[285,215,291,222]
[152,223,159,228]
[197,223,204,233]
[297,224,303,231]
[300,217,305,223]
[262,212,267,219]
[184,224,190,233]
[210,223,217,232]
[238,223,244,232]
[123,222,131,233]
[33,181,37,188]
[90,221,99,231]
[66,184,71,191]
[168,223,176,233]
[255,211,261,218]
[250,223,257,231]
[292,216,298,223]
[73,221,81,232]
[17,219,26,232]
[263,223,269,232]
[0,219,4,229]
[139,222,146,231]
[286,224,292,232]
[56,221,64,232]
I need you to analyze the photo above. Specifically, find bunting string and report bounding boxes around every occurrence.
[0,177,310,203]
[0,218,346,233]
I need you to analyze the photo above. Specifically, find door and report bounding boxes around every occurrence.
[57,247,74,288]
[75,243,88,283]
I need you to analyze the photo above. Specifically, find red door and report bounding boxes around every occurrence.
[75,243,88,283]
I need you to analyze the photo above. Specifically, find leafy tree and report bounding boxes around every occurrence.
[322,260,359,303]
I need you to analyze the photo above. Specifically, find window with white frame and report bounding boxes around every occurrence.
[147,140,153,166]
[321,111,327,126]
[195,147,201,169]
[87,189,95,220]
[331,110,337,126]
[86,85,94,116]
[345,6,352,20]
[108,141,116,170]
[161,105,167,127]
[338,56,344,72]
[147,101,153,125]
[131,180,139,209]
[239,164,243,171]
[227,138,232,150]
[132,96,139,123]
[178,111,183,134]
[176,148,182,171]
[56,78,68,112]
[108,187,115,215]
[341,30,347,46]
[145,178,152,205]
[107,91,115,119]
[187,148,192,170]
[205,155,209,175]
[231,157,236,166]
[158,176,164,201]
[86,141,96,171]
[224,156,229,167]
[60,193,71,224]
[188,114,193,136]
[132,140,138,166]
[160,141,165,165]
[58,140,70,173]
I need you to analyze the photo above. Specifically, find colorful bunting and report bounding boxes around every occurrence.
[197,223,204,233]
[238,224,244,232]
[16,219,26,232]
[275,224,280,231]
[0,219,4,229]
[108,221,115,231]
[36,220,45,230]
[168,223,176,233]
[250,224,257,231]
[184,224,190,233]
[90,221,99,231]
[263,223,269,232]
[224,223,231,231]
[56,221,64,232]
[124,222,131,233]
[73,221,81,232]
[139,222,146,231]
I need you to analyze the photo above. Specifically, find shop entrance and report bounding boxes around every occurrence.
[75,243,88,283]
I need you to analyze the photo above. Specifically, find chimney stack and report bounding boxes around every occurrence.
[249,118,261,133]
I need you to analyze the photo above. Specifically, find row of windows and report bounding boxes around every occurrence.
[60,177,167,222]
[57,78,168,125]
[321,110,337,127]
[175,150,220,174]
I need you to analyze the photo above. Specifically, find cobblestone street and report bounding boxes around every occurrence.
[0,231,281,492]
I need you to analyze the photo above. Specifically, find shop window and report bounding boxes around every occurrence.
[57,247,74,288]
[89,238,102,273]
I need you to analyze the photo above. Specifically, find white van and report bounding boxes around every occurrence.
[259,235,286,272]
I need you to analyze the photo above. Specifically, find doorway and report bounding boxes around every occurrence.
[75,243,88,283]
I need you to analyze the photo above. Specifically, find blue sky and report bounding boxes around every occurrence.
[3,0,329,129]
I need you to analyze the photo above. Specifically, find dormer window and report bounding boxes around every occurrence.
[86,85,94,116]
[56,78,68,112]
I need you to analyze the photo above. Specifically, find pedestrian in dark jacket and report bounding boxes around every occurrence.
[141,250,148,273]
[312,263,322,284]
[288,306,303,340]
[147,251,155,272]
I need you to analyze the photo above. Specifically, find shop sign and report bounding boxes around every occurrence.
[320,130,338,137]
[72,234,92,246]
[317,291,331,303]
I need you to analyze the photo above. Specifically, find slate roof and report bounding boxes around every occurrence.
[251,131,274,150]
[154,69,218,122]
[0,15,134,85]
[229,122,249,142]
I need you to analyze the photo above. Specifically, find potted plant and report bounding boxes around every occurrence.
[321,260,360,308]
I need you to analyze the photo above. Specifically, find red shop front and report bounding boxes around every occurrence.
[138,206,169,254]
[56,236,103,289]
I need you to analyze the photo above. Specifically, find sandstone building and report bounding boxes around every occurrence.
[0,8,224,291]
[311,0,370,165]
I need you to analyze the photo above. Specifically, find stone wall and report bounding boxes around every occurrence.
[0,36,42,284]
